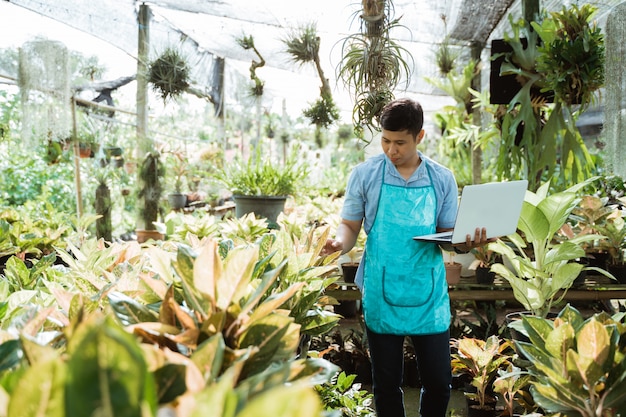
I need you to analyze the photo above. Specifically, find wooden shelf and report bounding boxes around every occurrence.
[325,275,626,302]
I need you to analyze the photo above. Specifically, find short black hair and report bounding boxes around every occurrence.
[379,98,424,138]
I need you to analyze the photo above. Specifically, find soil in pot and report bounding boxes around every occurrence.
[466,404,498,417]
[586,251,610,269]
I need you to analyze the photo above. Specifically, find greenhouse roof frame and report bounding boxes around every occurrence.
[2,0,623,115]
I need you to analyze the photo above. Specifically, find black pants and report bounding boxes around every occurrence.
[366,325,451,417]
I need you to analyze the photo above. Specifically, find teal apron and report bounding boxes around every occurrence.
[362,161,450,335]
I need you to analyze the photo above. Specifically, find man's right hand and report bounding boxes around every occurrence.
[322,238,343,255]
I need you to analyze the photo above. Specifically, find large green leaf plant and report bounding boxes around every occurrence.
[489,178,610,318]
[516,304,626,416]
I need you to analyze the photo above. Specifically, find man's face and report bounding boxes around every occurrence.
[380,129,424,169]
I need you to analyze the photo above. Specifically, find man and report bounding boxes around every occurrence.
[324,98,488,417]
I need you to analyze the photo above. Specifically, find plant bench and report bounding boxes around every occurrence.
[326,274,626,303]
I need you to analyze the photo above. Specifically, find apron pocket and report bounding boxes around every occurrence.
[382,266,435,306]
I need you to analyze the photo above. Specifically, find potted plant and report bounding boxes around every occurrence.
[594,200,626,283]
[489,178,609,321]
[166,151,188,210]
[444,250,462,286]
[335,0,413,140]
[515,304,626,417]
[451,335,513,415]
[469,245,498,284]
[341,247,362,284]
[216,149,308,229]
[564,193,615,269]
[492,363,533,417]
[492,5,604,192]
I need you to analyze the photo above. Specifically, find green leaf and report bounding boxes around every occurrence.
[238,314,300,378]
[7,356,66,417]
[218,246,259,310]
[538,192,579,238]
[190,365,242,417]
[175,244,211,316]
[0,339,22,372]
[65,314,157,417]
[517,201,550,243]
[108,291,159,325]
[575,319,610,384]
[191,333,226,383]
[153,363,187,404]
[544,322,575,360]
[236,384,322,417]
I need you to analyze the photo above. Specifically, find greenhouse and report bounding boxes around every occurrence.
[1,0,626,416]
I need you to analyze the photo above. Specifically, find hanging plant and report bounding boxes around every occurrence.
[303,93,340,130]
[434,15,460,76]
[336,0,413,140]
[148,47,190,102]
[236,34,265,98]
[494,7,603,191]
[532,4,604,110]
[283,23,340,129]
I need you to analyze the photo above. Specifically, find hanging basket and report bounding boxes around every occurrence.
[148,47,190,102]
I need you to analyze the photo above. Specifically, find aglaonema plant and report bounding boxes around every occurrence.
[0,234,342,416]
[515,304,626,416]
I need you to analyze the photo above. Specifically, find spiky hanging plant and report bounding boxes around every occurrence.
[236,34,265,97]
[148,47,190,102]
[283,23,339,135]
[336,0,413,140]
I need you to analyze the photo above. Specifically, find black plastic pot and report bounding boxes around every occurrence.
[168,193,187,210]
[341,263,359,283]
[607,263,626,284]
[475,267,496,285]
[233,194,287,229]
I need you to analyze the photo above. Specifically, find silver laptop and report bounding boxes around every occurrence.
[413,180,528,244]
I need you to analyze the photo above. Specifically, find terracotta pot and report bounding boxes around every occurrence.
[445,262,462,285]
[135,229,164,244]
